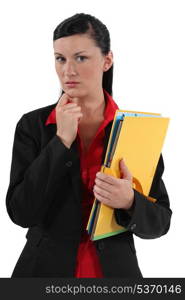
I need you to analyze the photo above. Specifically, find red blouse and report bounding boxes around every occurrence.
[45,89,119,277]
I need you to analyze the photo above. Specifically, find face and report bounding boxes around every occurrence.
[53,34,113,98]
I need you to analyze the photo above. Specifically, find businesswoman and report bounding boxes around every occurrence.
[6,13,172,277]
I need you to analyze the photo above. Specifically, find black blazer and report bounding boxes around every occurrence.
[6,102,172,278]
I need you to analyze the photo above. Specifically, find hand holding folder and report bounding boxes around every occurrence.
[87,109,170,241]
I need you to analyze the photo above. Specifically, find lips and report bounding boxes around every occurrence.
[66,81,79,84]
[65,82,80,88]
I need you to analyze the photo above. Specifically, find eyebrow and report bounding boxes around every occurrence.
[54,51,87,56]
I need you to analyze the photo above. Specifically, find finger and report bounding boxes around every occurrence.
[63,107,82,114]
[57,95,68,107]
[71,112,83,119]
[93,190,111,205]
[57,93,74,107]
[61,104,79,111]
[67,96,79,104]
[61,93,79,104]
[94,177,113,192]
[56,103,79,115]
[120,159,132,181]
[96,172,118,185]
[93,184,111,198]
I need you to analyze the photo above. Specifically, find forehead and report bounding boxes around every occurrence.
[53,34,98,54]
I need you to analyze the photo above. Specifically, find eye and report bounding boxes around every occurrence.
[76,56,87,62]
[55,56,65,62]
[55,55,87,63]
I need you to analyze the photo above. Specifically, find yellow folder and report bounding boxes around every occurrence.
[87,110,170,241]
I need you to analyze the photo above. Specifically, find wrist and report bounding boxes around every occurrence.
[123,189,135,210]
[56,133,71,148]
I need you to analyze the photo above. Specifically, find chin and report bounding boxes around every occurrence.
[63,87,87,98]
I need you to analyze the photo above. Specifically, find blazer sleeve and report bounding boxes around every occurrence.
[6,113,79,228]
[114,154,172,239]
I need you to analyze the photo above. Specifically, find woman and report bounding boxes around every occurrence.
[6,13,172,278]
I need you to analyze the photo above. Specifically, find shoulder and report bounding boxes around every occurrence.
[17,102,56,128]
[14,102,57,146]
[23,102,56,123]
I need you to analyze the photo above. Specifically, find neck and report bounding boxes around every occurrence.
[76,89,106,117]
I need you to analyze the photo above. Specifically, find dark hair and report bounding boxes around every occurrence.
[53,13,113,96]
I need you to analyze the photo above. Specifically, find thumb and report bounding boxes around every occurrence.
[56,94,67,108]
[61,94,72,106]
[119,159,132,181]
[57,93,74,108]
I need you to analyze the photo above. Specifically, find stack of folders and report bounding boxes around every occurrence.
[86,109,170,241]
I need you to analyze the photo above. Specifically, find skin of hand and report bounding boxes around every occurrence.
[56,93,83,147]
[93,159,134,210]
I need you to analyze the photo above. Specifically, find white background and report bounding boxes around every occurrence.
[0,0,184,277]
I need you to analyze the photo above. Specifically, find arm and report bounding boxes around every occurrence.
[6,113,79,228]
[114,154,172,239]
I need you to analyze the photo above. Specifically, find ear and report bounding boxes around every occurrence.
[103,50,113,72]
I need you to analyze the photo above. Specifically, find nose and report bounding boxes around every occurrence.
[64,61,77,76]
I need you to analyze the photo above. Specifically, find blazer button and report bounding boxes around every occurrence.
[97,240,104,251]
[130,223,136,230]
[66,161,73,167]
